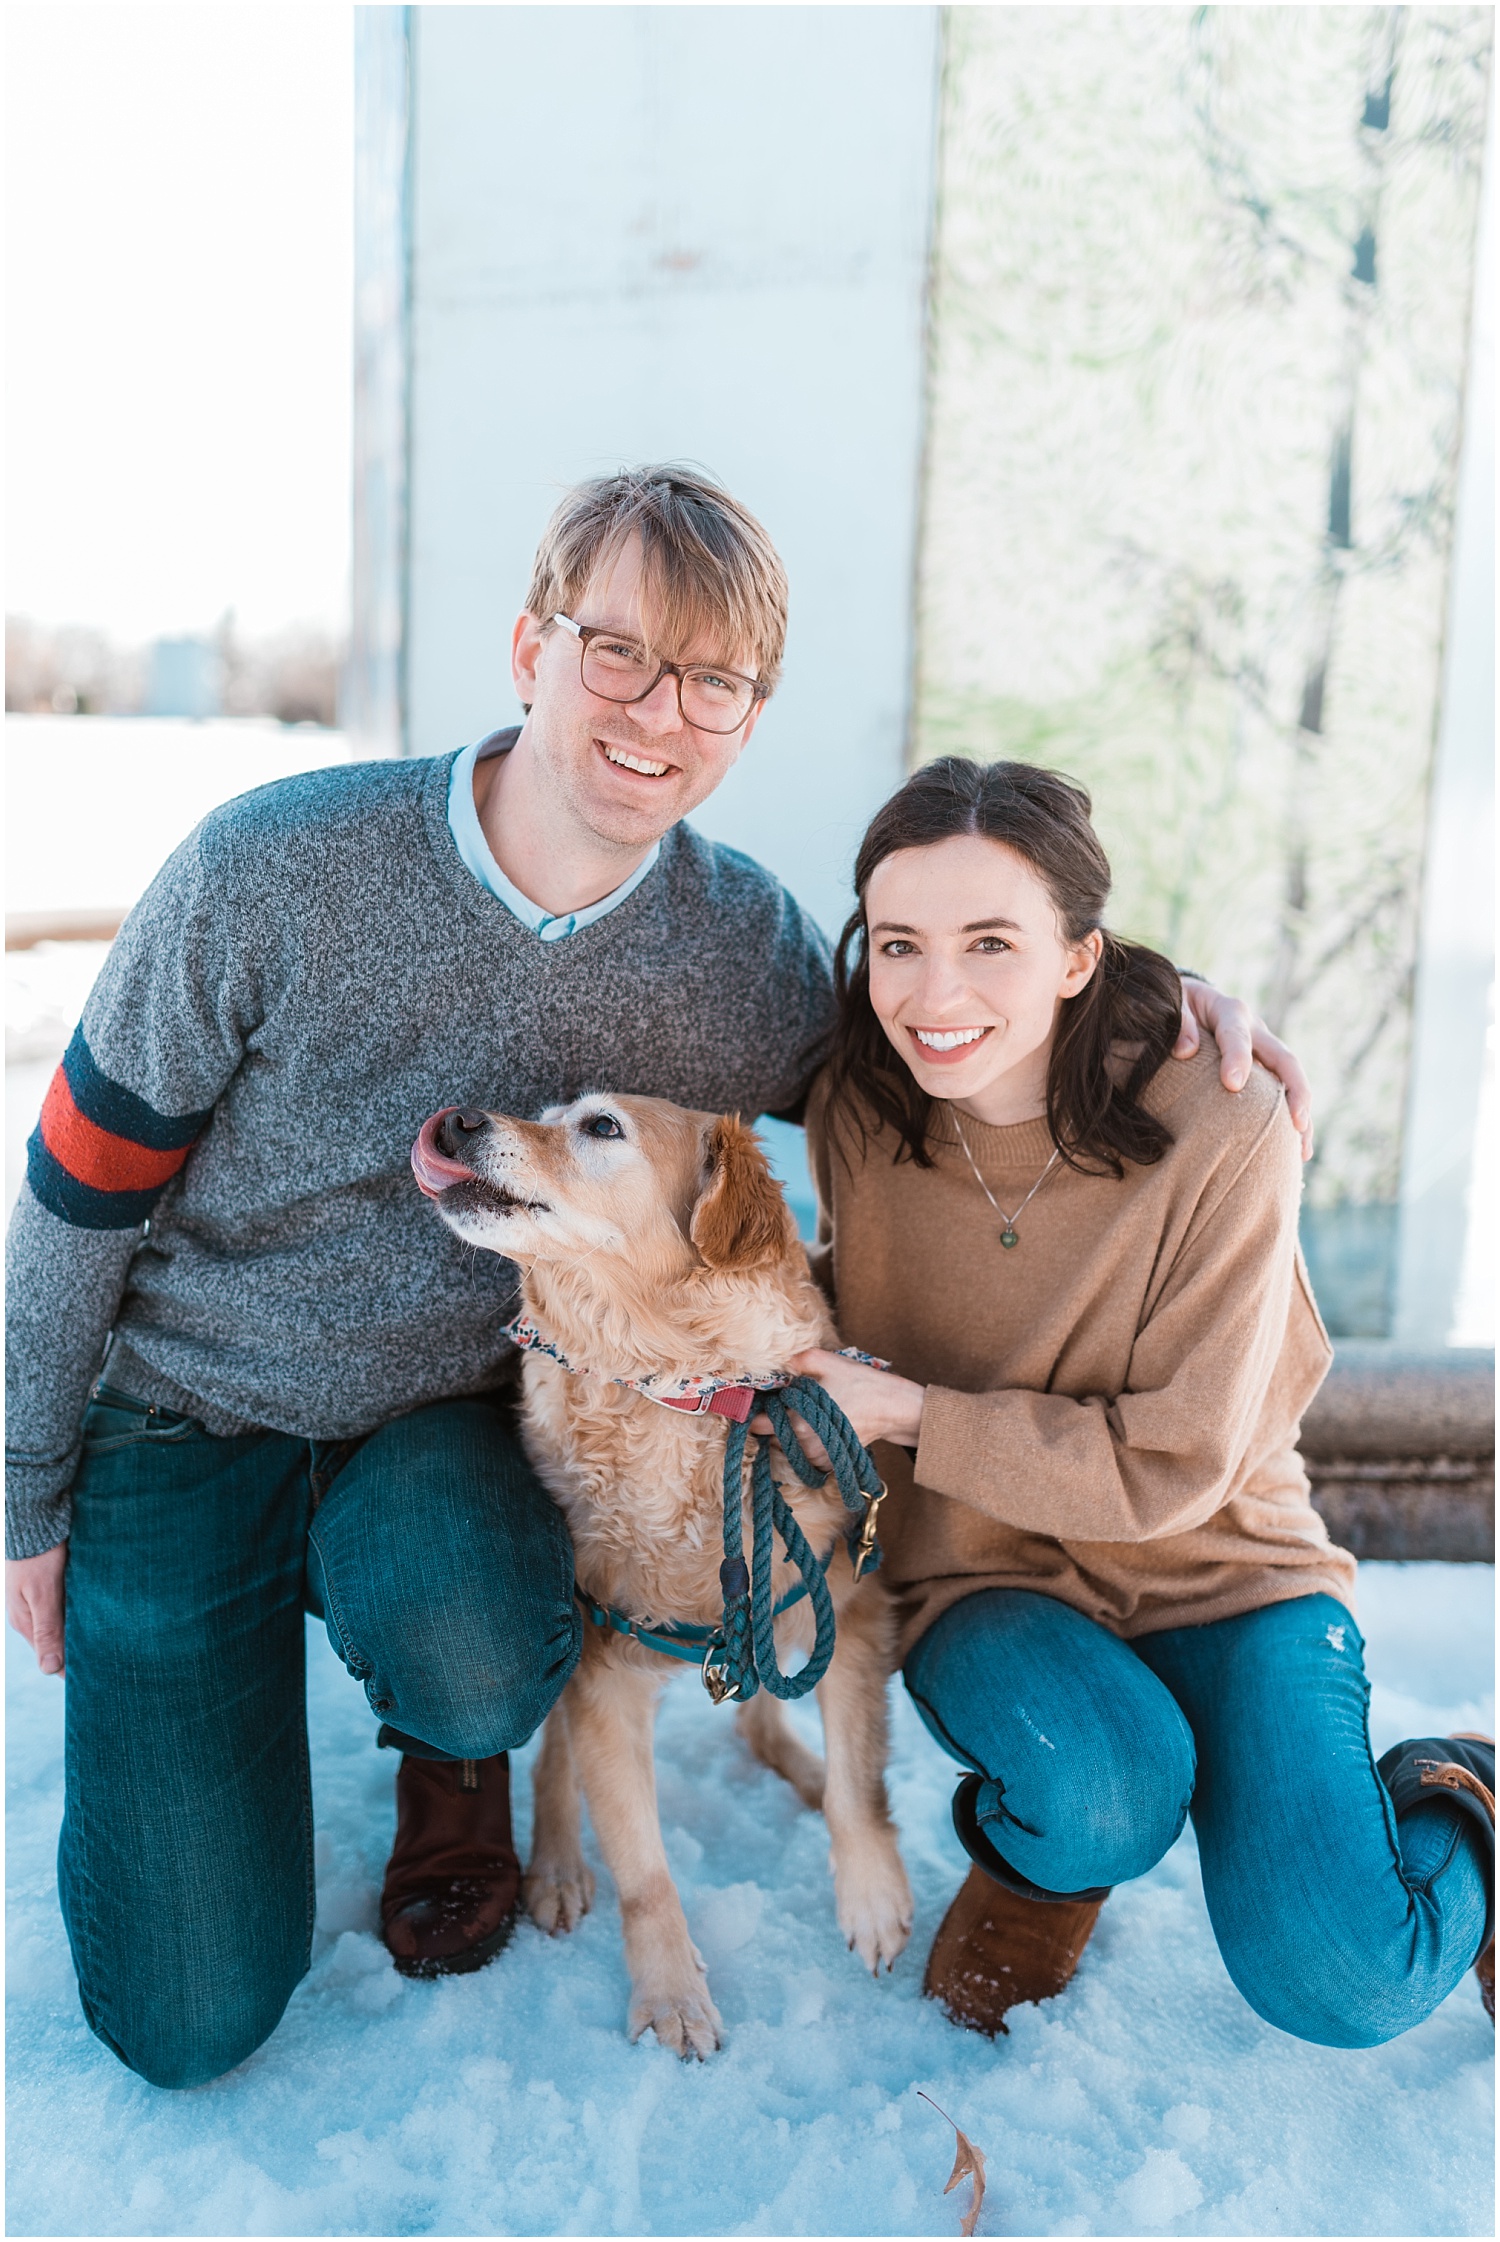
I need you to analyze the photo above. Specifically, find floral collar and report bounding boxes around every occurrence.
[502,1313,886,1425]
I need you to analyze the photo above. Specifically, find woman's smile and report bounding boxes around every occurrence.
[907,1023,995,1064]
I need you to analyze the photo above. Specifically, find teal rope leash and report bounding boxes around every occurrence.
[572,1379,886,1703]
[707,1376,886,1706]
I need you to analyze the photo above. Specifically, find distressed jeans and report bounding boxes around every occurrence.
[904,1587,1490,2048]
[58,1386,579,2089]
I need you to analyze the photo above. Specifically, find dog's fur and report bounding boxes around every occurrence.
[419,1092,913,2055]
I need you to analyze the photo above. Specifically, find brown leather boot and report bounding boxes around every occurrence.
[1418,1738,1495,2024]
[380,1753,522,1979]
[1380,1731,1495,2025]
[923,1865,1104,2036]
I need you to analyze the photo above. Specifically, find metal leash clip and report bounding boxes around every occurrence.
[852,1482,886,1579]
[701,1641,740,1704]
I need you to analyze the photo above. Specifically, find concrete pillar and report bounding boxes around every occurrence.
[1392,99,1495,1345]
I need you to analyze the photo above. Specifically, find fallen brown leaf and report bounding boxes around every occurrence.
[918,2089,988,2237]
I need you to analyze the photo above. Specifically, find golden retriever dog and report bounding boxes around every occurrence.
[412,1092,913,2056]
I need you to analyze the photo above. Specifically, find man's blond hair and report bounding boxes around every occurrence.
[525,465,788,689]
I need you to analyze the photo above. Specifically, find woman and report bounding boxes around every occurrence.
[794,757,1492,2049]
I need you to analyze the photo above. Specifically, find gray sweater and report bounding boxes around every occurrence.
[5,747,835,1557]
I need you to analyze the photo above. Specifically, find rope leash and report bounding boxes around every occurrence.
[575,1376,887,1705]
[708,1377,886,1705]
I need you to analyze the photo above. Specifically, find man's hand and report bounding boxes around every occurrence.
[7,1545,67,1676]
[1175,978,1314,1161]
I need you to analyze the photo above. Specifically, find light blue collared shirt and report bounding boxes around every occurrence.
[446,736,661,942]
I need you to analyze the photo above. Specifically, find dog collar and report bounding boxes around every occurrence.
[501,1313,887,1424]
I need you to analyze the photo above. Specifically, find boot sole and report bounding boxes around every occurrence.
[388,1901,521,1981]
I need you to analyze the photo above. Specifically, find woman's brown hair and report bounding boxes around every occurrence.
[827,757,1182,1177]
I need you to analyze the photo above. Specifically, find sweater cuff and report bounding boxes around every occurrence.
[913,1385,1016,1520]
[6,1484,73,1561]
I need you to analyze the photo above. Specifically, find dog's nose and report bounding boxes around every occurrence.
[437,1108,488,1155]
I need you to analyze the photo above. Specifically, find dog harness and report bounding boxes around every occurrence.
[574,1550,831,1673]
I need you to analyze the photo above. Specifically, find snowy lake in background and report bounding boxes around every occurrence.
[4,713,358,929]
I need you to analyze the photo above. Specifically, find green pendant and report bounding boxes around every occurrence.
[1000,1228,1019,1250]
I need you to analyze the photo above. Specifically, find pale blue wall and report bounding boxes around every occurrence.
[397,3,940,938]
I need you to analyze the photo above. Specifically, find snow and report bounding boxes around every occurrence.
[6,1565,1493,2238]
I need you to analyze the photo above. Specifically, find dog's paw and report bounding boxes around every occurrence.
[628,1982,724,2060]
[834,1846,914,1975]
[523,1859,596,1936]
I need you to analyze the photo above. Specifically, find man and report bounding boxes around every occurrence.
[6,465,1312,2088]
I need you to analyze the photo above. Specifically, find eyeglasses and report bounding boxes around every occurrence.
[552,614,767,735]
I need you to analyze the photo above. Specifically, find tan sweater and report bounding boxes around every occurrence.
[805,1044,1356,1655]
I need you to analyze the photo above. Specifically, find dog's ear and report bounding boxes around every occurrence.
[690,1115,794,1271]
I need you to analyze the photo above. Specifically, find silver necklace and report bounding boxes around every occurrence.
[949,1108,1062,1250]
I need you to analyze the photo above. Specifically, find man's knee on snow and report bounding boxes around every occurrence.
[367,1599,582,1758]
[82,1971,297,2090]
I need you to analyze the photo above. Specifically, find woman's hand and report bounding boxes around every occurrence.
[785,1347,927,1452]
[1174,977,1314,1161]
[6,1544,67,1675]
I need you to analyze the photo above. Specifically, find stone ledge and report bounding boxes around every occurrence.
[6,908,126,950]
[1309,1457,1494,1562]
[1301,1344,1493,1461]
[1299,1346,1494,1560]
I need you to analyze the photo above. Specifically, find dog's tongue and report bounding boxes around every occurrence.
[411,1110,475,1197]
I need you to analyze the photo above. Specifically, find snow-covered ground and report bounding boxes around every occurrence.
[5,1565,1494,2239]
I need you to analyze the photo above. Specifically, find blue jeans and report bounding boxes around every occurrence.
[905,1588,1490,2048]
[58,1386,579,2089]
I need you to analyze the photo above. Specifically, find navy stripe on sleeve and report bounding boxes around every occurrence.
[25,1131,164,1231]
[61,1025,215,1151]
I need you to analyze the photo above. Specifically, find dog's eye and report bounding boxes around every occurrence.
[582,1112,625,1140]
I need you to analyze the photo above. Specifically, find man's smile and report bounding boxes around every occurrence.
[595,735,678,781]
[596,739,672,784]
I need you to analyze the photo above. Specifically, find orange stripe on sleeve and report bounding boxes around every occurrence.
[38,1067,194,1194]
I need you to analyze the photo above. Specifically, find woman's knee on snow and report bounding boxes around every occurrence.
[985,1737,1192,1892]
[1211,1813,1492,2050]
[1213,1922,1422,2049]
